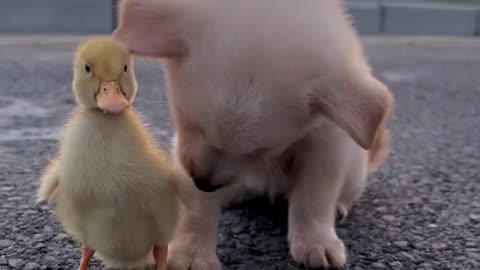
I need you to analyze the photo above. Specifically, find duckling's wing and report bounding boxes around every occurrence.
[140,187,180,245]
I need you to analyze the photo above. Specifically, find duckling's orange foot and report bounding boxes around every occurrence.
[153,245,168,270]
[78,245,95,270]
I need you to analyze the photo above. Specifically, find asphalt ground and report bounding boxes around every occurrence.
[0,35,479,270]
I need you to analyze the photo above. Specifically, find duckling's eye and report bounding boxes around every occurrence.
[85,64,91,73]
[124,65,128,73]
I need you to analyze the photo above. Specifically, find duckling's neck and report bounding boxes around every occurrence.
[72,106,136,129]
[79,106,133,117]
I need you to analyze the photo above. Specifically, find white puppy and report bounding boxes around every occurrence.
[114,0,394,269]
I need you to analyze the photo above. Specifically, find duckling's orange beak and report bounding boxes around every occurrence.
[96,80,129,114]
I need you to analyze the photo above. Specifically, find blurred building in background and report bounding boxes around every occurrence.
[0,0,480,36]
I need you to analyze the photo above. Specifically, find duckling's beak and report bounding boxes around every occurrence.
[96,80,129,114]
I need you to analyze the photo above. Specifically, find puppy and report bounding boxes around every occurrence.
[114,0,394,269]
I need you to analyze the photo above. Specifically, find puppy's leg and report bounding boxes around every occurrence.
[168,188,222,270]
[167,132,222,270]
[337,150,368,223]
[288,124,355,269]
[168,183,245,270]
[337,125,389,222]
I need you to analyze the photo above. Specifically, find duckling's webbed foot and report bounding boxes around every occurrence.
[78,245,95,270]
[153,245,167,270]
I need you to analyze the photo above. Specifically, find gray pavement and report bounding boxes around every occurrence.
[0,35,479,270]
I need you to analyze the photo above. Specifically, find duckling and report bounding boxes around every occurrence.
[37,37,190,270]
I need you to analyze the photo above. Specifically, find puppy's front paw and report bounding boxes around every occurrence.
[289,230,346,269]
[168,244,222,270]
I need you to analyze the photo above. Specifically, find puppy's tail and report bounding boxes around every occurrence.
[367,126,390,173]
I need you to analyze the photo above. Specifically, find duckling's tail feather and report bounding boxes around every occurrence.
[37,158,60,203]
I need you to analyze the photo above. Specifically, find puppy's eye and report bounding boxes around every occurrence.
[124,65,128,72]
[85,64,91,73]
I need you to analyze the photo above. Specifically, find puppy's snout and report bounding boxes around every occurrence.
[192,176,224,193]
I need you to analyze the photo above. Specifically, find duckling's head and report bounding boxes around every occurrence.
[73,37,137,114]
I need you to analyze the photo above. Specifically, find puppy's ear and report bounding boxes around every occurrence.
[307,75,393,149]
[113,0,188,58]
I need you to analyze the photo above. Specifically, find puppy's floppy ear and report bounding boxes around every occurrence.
[307,75,393,150]
[113,0,188,58]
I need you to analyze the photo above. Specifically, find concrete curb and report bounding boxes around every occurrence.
[347,0,480,35]
[0,0,114,33]
[1,0,480,36]
[348,2,383,34]
[382,2,477,35]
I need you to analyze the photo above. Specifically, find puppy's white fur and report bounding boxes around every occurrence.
[114,0,394,268]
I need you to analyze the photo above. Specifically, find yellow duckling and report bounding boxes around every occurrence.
[37,37,190,270]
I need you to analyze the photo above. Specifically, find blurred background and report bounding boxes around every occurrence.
[0,0,480,35]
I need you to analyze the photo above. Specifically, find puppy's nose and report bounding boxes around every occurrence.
[192,177,224,193]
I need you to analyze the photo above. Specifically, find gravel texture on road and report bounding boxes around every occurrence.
[0,36,479,270]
